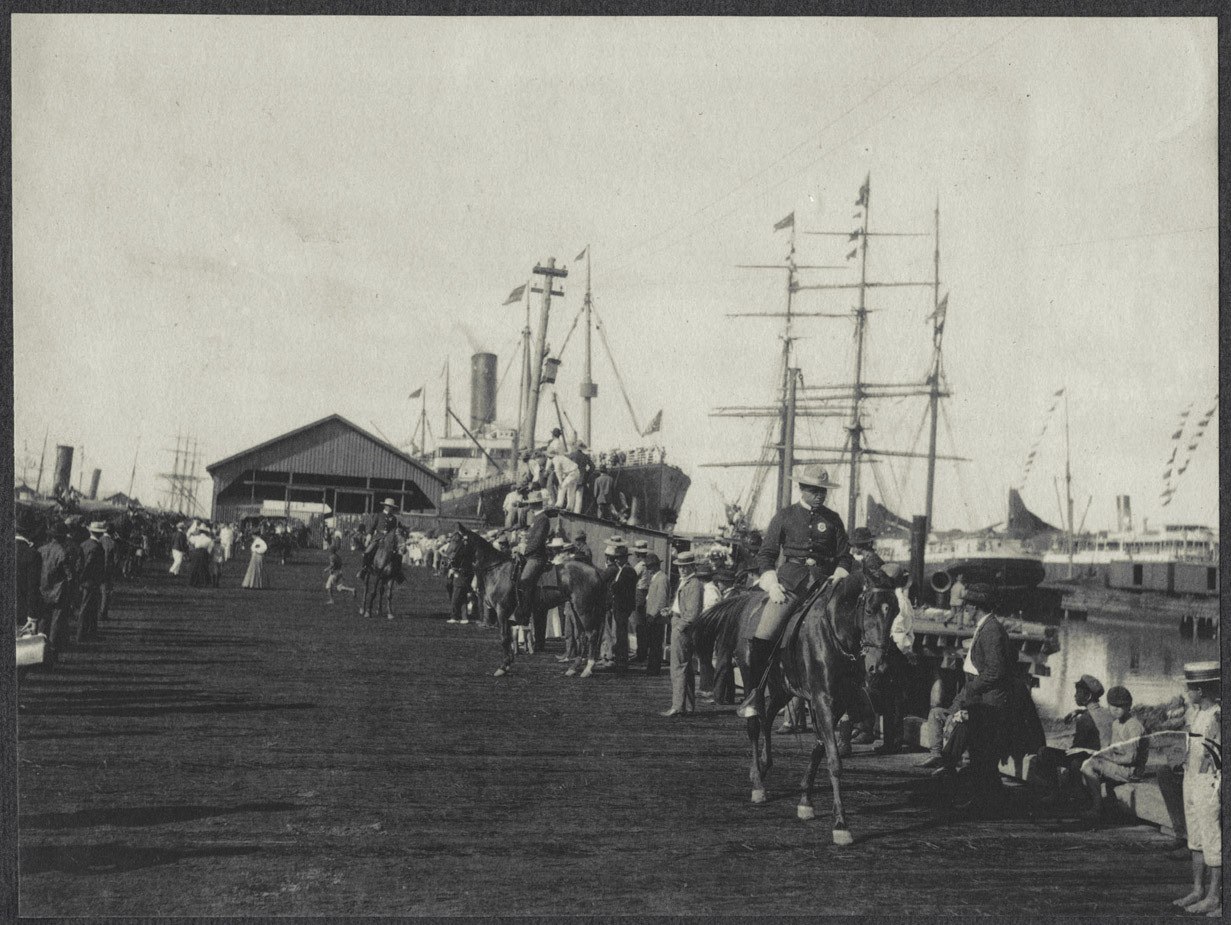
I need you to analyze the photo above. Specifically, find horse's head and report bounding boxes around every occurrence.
[860,586,897,679]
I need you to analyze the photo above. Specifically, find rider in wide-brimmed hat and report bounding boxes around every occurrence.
[737,463,854,719]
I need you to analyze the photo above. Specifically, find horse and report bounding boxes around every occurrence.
[448,525,607,678]
[692,568,892,846]
[360,530,402,620]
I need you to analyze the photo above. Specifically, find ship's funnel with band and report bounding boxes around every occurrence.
[52,445,74,495]
[470,352,497,433]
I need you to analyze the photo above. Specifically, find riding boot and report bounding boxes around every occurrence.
[736,638,775,719]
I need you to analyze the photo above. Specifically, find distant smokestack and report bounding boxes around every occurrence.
[52,445,74,495]
[1116,495,1133,533]
[470,352,497,433]
[88,469,102,500]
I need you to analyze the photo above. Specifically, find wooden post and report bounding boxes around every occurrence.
[909,515,928,602]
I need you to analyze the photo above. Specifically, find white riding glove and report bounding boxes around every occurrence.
[831,566,850,582]
[757,569,786,604]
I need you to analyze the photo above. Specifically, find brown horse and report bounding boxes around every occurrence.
[448,526,607,678]
[692,569,890,845]
[360,531,402,620]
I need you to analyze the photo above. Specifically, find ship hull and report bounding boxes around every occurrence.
[437,462,691,532]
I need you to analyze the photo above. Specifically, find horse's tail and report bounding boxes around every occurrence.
[693,593,753,659]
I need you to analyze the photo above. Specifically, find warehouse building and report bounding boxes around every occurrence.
[206,414,446,524]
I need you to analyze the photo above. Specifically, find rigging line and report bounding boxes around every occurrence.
[591,306,644,436]
[610,19,1028,279]
[938,396,979,531]
[600,22,974,279]
[556,299,587,360]
[495,338,521,396]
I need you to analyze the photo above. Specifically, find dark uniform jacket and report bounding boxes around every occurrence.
[604,563,637,614]
[572,541,593,565]
[15,536,42,626]
[756,502,854,595]
[172,530,190,554]
[80,537,108,585]
[523,512,551,560]
[98,533,118,583]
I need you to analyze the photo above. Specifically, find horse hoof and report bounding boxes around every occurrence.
[579,666,593,679]
[832,828,853,846]
[751,789,767,804]
[564,668,577,677]
[797,805,816,821]
[493,668,506,677]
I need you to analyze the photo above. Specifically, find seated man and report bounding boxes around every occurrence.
[1079,684,1146,821]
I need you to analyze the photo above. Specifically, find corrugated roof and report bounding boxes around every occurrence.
[206,414,446,486]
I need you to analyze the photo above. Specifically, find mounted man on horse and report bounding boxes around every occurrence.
[359,497,405,618]
[692,464,908,845]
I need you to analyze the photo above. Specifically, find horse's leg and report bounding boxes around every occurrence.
[812,687,851,845]
[748,715,768,804]
[494,601,517,677]
[578,605,600,678]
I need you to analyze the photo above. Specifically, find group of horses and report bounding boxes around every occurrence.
[441,524,901,845]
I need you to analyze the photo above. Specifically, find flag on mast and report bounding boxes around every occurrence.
[773,212,794,232]
[855,174,870,207]
[642,409,663,436]
[408,387,423,400]
[575,246,588,261]
[503,284,527,305]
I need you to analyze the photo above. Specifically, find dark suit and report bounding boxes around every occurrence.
[77,536,107,641]
[98,533,117,620]
[603,562,637,668]
[945,613,1014,793]
[39,538,75,660]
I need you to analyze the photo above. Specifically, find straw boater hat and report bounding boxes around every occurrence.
[88,521,108,534]
[547,537,568,551]
[1184,661,1219,686]
[632,539,649,554]
[605,543,629,558]
[675,550,697,567]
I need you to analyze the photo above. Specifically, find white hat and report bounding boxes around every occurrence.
[381,498,399,510]
[87,521,108,534]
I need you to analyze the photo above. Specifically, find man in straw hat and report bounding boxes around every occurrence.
[1172,660,1221,915]
[76,521,110,642]
[601,541,637,673]
[662,550,704,716]
[737,464,854,719]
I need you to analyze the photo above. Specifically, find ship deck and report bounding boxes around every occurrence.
[14,552,1191,917]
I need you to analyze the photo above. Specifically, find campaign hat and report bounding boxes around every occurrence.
[792,464,840,490]
[1075,674,1105,699]
[380,498,400,511]
[1184,661,1219,686]
[1106,686,1133,708]
[548,536,568,550]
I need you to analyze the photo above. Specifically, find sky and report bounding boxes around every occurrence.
[12,15,1218,534]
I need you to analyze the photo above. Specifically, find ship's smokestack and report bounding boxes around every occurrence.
[470,352,497,433]
[52,445,74,495]
[1115,495,1133,533]
[88,468,101,500]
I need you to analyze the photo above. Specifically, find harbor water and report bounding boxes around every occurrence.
[1033,606,1220,718]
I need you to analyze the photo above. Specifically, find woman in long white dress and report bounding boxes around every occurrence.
[242,535,267,589]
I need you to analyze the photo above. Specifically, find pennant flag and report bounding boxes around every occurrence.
[852,211,862,219]
[1162,469,1172,481]
[929,292,949,326]
[848,229,861,242]
[408,387,423,400]
[1054,387,1065,397]
[773,212,795,232]
[575,246,588,262]
[855,174,870,207]
[1171,429,1184,440]
[846,248,858,260]
[642,409,663,436]
[503,283,527,305]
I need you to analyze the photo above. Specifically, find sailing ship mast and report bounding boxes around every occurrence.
[924,199,943,531]
[580,247,597,448]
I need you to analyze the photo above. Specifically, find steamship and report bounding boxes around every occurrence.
[427,253,690,531]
